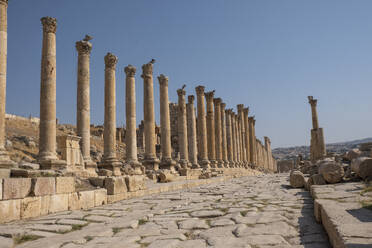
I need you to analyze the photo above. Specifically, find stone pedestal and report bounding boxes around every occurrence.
[0,1,14,174]
[142,61,159,170]
[187,95,199,168]
[124,65,142,175]
[214,98,223,168]
[177,87,191,168]
[57,135,84,170]
[38,17,66,170]
[101,53,121,176]
[76,37,97,175]
[158,74,176,171]
[195,86,210,169]
[205,91,216,167]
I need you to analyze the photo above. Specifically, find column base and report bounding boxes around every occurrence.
[84,159,98,177]
[179,159,191,169]
[160,158,176,172]
[209,160,218,168]
[199,159,210,169]
[99,158,122,176]
[216,159,224,168]
[223,160,230,168]
[124,160,144,175]
[143,157,160,171]
[39,159,67,170]
[191,162,200,169]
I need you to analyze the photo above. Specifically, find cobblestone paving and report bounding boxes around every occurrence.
[0,174,331,248]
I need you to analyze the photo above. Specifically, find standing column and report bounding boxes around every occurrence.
[0,0,14,172]
[39,17,65,169]
[221,102,228,167]
[195,86,210,168]
[225,109,233,167]
[235,113,241,167]
[248,117,257,166]
[243,108,250,167]
[142,61,160,170]
[213,98,223,168]
[158,74,176,171]
[124,65,142,174]
[237,104,247,167]
[76,36,96,175]
[205,91,216,167]
[101,53,121,175]
[308,96,326,162]
[177,87,191,168]
[231,112,237,167]
[187,95,199,168]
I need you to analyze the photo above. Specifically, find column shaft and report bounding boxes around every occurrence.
[187,95,198,168]
[231,113,237,167]
[214,98,223,167]
[221,103,228,167]
[195,86,209,168]
[225,109,233,167]
[177,87,190,168]
[243,108,250,166]
[205,91,216,167]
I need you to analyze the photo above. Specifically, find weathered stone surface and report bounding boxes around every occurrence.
[78,190,95,210]
[104,177,127,195]
[49,194,68,213]
[89,176,105,187]
[55,177,75,194]
[307,174,326,188]
[21,197,41,219]
[32,177,55,196]
[158,171,174,183]
[0,199,20,223]
[318,162,344,184]
[359,158,372,180]
[125,175,146,192]
[351,157,368,176]
[3,178,31,199]
[345,148,362,161]
[290,170,305,188]
[0,179,2,200]
[94,188,107,206]
[178,218,209,229]
[190,210,225,218]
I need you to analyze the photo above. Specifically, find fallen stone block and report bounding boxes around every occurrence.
[307,174,326,189]
[2,178,32,200]
[55,177,75,194]
[125,175,146,192]
[318,162,344,184]
[21,196,41,219]
[0,199,20,223]
[49,194,68,213]
[158,171,175,183]
[359,158,372,180]
[104,177,127,195]
[89,176,105,187]
[351,157,369,176]
[94,188,107,206]
[31,177,55,196]
[289,170,305,188]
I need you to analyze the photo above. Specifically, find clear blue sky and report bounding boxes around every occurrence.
[5,0,372,148]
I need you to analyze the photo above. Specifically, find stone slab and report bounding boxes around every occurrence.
[0,199,20,223]
[49,194,69,214]
[94,188,107,206]
[2,178,32,200]
[55,177,75,194]
[104,177,127,195]
[21,197,41,219]
[32,177,55,196]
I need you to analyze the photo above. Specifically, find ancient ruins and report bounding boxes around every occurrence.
[0,1,371,247]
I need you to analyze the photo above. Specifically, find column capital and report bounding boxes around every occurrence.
[124,65,136,77]
[41,17,57,34]
[226,109,232,115]
[237,104,244,112]
[76,40,92,55]
[104,53,118,70]
[0,0,8,6]
[248,116,256,125]
[188,95,195,104]
[243,107,249,115]
[141,60,154,78]
[221,102,226,109]
[308,96,317,107]
[195,85,205,95]
[205,91,215,101]
[158,74,168,86]
[177,88,186,96]
[213,98,222,105]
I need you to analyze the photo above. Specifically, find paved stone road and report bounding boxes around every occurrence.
[0,174,331,248]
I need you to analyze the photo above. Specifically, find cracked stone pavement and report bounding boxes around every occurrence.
[0,174,331,248]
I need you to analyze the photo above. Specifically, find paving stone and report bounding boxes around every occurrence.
[147,239,181,248]
[190,210,225,218]
[178,218,209,229]
[57,219,88,225]
[209,218,235,227]
[28,224,72,233]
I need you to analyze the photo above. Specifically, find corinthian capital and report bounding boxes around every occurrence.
[177,88,186,97]
[124,65,136,77]
[195,85,205,95]
[188,95,195,104]
[157,74,168,86]
[221,102,226,109]
[213,98,222,105]
[41,17,57,34]
[141,61,154,78]
[204,91,215,101]
[76,40,92,55]
[104,53,118,70]
[237,104,244,112]
[308,96,317,107]
[0,0,8,6]
[243,107,249,115]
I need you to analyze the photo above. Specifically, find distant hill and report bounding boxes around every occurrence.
[272,137,372,161]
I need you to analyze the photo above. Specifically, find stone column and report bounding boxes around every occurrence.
[213,98,223,168]
[221,102,228,167]
[124,65,142,174]
[264,137,273,171]
[205,91,216,167]
[195,86,210,168]
[38,17,65,169]
[177,87,191,168]
[235,113,241,167]
[231,112,237,167]
[237,104,247,167]
[0,0,14,173]
[158,74,176,171]
[75,36,96,175]
[308,96,326,162]
[142,61,160,170]
[243,108,250,166]
[101,53,121,175]
[225,109,233,167]
[187,95,199,168]
[248,117,257,166]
